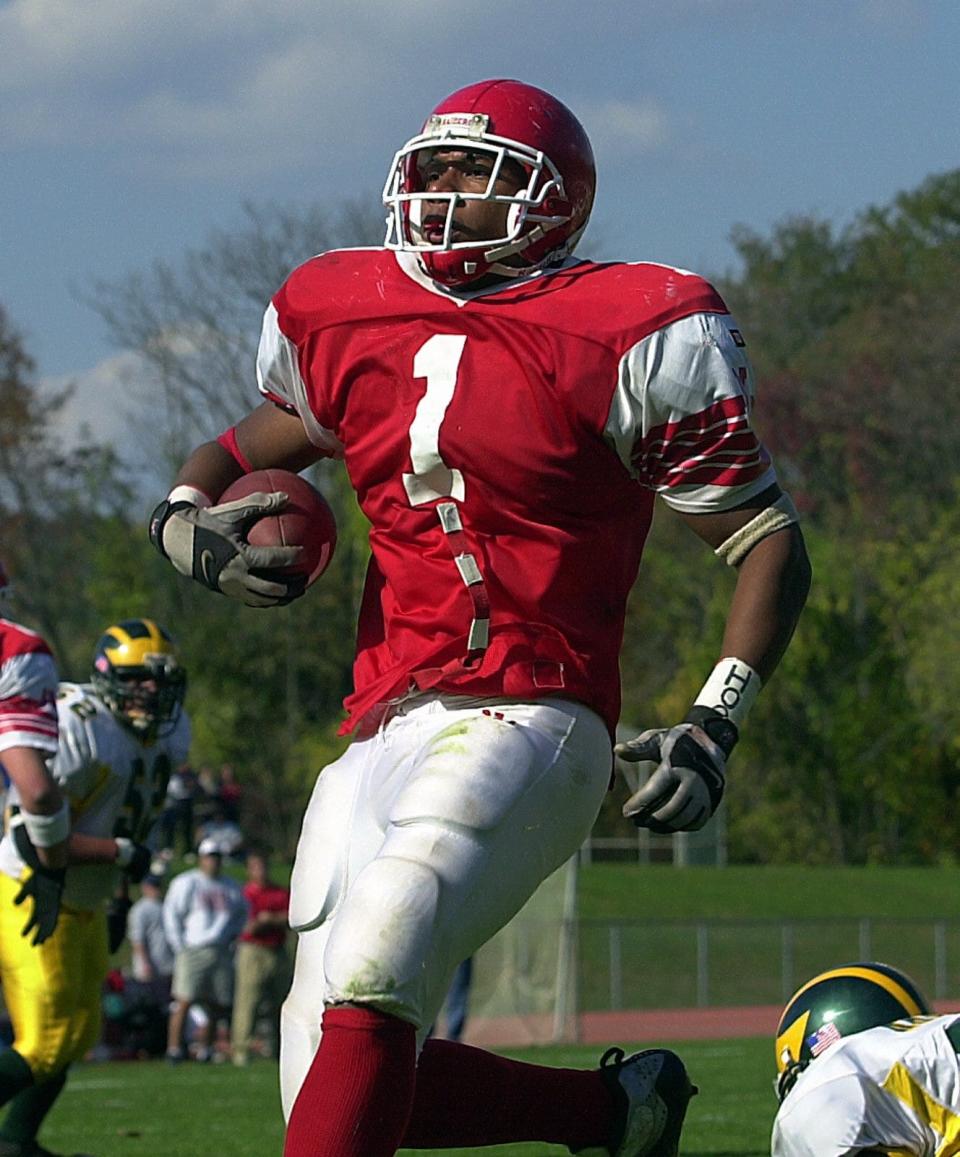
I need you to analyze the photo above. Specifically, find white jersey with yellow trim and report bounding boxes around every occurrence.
[772,1014,960,1157]
[0,682,190,910]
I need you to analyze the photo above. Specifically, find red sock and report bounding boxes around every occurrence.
[402,1038,613,1150]
[283,1006,416,1157]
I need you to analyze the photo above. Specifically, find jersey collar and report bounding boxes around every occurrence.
[392,249,579,306]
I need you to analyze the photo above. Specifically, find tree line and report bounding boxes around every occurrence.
[3,172,959,863]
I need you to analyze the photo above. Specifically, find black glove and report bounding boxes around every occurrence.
[615,706,738,833]
[12,821,65,946]
[149,494,306,608]
[106,895,133,954]
[121,841,153,884]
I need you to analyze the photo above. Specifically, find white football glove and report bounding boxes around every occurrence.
[149,493,305,608]
[615,708,738,833]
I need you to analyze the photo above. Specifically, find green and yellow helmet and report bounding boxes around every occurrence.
[774,962,930,1100]
[92,618,186,740]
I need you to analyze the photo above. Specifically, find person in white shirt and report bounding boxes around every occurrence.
[163,838,248,1063]
[772,961,959,1157]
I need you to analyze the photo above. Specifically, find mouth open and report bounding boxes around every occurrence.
[421,213,473,245]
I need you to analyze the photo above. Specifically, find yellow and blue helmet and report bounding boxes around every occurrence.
[774,961,930,1100]
[92,618,186,739]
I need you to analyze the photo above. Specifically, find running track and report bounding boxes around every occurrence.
[465,1000,960,1048]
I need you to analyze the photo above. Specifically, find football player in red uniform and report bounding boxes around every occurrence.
[0,561,67,946]
[150,79,811,1157]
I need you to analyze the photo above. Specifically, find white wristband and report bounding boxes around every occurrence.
[115,837,135,867]
[22,801,71,847]
[692,657,762,728]
[168,484,212,509]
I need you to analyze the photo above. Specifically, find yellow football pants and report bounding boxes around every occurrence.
[0,872,107,1081]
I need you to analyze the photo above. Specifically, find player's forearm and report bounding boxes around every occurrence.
[67,832,126,865]
[719,524,811,682]
[165,405,324,502]
[170,440,245,503]
[3,746,64,815]
[3,748,69,868]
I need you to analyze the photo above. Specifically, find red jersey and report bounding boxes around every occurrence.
[257,250,776,737]
[0,618,59,766]
[241,880,290,950]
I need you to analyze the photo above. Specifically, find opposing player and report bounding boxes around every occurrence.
[0,561,67,947]
[772,962,959,1156]
[148,79,811,1157]
[0,619,189,1157]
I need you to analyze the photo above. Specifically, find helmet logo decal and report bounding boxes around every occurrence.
[806,1020,842,1057]
[426,112,489,140]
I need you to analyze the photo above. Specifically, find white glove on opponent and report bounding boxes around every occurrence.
[149,492,305,608]
[615,707,738,833]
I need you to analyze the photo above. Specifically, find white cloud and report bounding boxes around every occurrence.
[0,0,441,168]
[45,349,179,497]
[579,97,670,156]
[46,350,146,450]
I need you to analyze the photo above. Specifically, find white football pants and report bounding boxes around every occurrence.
[279,693,611,1119]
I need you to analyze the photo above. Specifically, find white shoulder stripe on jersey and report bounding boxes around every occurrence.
[256,301,344,457]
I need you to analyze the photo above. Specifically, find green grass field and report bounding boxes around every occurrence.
[44,1038,773,1157]
[38,864,960,1155]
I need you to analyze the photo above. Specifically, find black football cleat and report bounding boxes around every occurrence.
[593,1046,698,1156]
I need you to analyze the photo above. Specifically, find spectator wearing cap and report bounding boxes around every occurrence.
[162,839,248,1063]
[231,848,291,1066]
[127,873,175,1008]
[195,802,244,861]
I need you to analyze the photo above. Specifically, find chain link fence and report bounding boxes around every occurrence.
[576,916,960,1011]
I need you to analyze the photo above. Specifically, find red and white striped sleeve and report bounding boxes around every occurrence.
[605,311,776,513]
[0,634,59,758]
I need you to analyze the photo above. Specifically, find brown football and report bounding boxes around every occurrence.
[219,468,337,584]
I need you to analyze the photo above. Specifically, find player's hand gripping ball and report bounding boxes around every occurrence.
[219,469,337,586]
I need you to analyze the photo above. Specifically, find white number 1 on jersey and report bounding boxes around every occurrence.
[403,334,466,506]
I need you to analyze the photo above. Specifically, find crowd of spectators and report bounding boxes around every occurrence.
[4,837,473,1066]
[15,761,470,1067]
[95,830,292,1067]
[156,763,245,862]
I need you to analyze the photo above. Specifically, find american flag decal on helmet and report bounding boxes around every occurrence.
[807,1021,842,1057]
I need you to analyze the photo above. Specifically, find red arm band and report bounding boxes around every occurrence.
[216,427,254,473]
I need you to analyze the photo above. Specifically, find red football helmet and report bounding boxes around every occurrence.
[383,79,596,287]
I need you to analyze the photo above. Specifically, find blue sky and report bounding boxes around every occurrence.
[2,0,958,445]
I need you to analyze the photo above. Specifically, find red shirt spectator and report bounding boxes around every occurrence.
[240,869,289,949]
[232,851,291,1067]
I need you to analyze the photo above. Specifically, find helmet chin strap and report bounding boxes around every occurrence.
[436,232,553,284]
[478,218,572,279]
[483,222,551,265]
